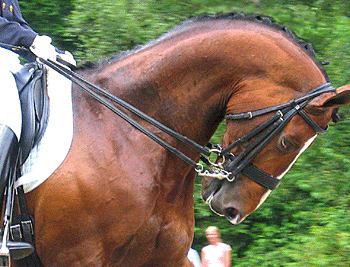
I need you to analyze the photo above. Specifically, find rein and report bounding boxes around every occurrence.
[43,58,335,190]
[39,58,216,170]
[1,42,336,191]
[0,43,216,171]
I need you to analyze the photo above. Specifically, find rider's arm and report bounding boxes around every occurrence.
[0,1,73,63]
[0,0,38,47]
[0,16,37,47]
[0,1,58,61]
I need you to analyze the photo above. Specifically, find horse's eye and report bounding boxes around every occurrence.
[278,136,295,153]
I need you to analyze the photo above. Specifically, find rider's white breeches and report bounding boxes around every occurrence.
[0,48,23,139]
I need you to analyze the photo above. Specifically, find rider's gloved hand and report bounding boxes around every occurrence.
[29,35,58,61]
[58,51,77,67]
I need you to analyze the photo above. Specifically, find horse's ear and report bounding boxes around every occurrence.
[309,84,350,109]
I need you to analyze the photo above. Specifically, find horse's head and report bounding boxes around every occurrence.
[202,83,350,224]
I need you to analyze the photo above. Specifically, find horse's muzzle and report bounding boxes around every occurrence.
[201,177,245,225]
[201,178,224,202]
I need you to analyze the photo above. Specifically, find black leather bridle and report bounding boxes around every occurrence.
[216,82,336,190]
[1,43,338,264]
[38,57,336,191]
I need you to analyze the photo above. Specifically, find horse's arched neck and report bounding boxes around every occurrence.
[92,45,233,145]
[87,23,326,145]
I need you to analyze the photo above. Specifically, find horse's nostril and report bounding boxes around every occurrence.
[224,207,239,221]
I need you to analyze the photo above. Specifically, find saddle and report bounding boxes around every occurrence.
[14,62,50,165]
[7,62,49,267]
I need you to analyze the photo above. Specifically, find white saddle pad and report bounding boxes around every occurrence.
[15,66,73,193]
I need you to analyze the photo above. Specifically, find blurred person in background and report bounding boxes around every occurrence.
[201,226,231,267]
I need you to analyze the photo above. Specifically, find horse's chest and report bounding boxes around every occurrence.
[115,211,193,266]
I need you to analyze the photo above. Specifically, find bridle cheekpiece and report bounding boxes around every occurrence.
[199,82,335,190]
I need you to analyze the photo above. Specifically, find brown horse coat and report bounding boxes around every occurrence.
[23,14,350,266]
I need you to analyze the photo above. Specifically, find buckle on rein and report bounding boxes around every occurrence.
[195,146,234,182]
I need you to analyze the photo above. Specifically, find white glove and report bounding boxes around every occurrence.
[30,35,58,61]
[57,51,76,67]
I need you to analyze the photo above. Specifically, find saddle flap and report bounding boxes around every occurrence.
[14,62,50,165]
[13,63,37,92]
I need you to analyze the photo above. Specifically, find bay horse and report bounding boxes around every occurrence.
[22,14,350,266]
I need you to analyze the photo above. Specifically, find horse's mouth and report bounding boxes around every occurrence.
[201,178,244,225]
[201,178,224,202]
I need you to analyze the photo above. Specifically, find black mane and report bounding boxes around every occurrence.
[77,13,329,81]
[191,13,329,81]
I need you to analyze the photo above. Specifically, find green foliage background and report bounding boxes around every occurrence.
[20,0,350,265]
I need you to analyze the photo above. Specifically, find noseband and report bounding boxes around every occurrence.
[213,82,336,190]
